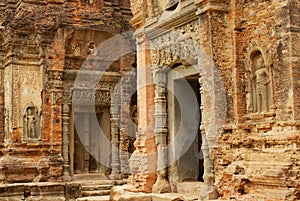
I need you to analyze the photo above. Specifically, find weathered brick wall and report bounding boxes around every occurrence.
[0,0,133,183]
[212,0,300,199]
[130,0,300,199]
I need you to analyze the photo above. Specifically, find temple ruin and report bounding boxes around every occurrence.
[0,0,299,200]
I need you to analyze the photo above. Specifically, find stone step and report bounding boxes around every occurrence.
[82,184,112,191]
[72,173,107,181]
[76,195,110,201]
[71,180,114,186]
[82,190,111,197]
[177,181,204,195]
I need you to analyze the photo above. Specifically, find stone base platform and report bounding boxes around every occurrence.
[0,178,127,201]
[110,184,218,201]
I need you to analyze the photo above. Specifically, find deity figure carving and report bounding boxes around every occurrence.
[251,51,271,113]
[72,43,81,56]
[88,43,96,55]
[23,104,41,140]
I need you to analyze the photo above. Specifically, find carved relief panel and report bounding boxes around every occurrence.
[4,65,43,140]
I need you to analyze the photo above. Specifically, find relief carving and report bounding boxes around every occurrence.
[150,21,200,67]
[72,89,111,106]
[23,103,41,140]
[12,67,42,128]
[247,50,272,113]
[88,43,96,55]
[72,43,81,56]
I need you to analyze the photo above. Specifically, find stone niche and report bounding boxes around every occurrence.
[22,103,41,141]
[245,48,273,115]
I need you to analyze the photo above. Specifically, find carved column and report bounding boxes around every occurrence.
[109,91,121,179]
[62,104,71,181]
[83,113,90,173]
[152,69,171,193]
[198,75,217,200]
[0,66,4,142]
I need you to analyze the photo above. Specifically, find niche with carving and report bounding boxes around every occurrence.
[246,50,273,113]
[22,103,41,141]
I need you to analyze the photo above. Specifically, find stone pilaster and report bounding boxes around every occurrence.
[128,31,156,192]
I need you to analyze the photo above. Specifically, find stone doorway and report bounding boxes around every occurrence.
[168,67,204,186]
[70,107,111,178]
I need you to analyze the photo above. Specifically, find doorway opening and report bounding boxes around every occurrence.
[70,107,111,178]
[168,69,203,184]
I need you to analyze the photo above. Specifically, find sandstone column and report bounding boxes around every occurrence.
[109,101,121,179]
[62,104,71,181]
[198,75,218,200]
[83,113,90,173]
[152,69,171,193]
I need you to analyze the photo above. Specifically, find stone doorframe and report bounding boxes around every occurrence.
[150,61,214,192]
[166,64,202,185]
[145,18,216,197]
[62,70,122,181]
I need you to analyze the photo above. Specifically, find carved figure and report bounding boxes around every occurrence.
[23,104,41,140]
[88,43,96,55]
[252,52,271,113]
[24,108,37,139]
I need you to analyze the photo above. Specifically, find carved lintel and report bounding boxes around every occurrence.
[72,88,111,106]
[150,21,200,67]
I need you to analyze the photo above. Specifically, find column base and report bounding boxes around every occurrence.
[109,172,121,180]
[63,174,72,182]
[152,177,171,193]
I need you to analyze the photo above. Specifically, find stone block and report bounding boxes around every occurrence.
[152,193,184,201]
